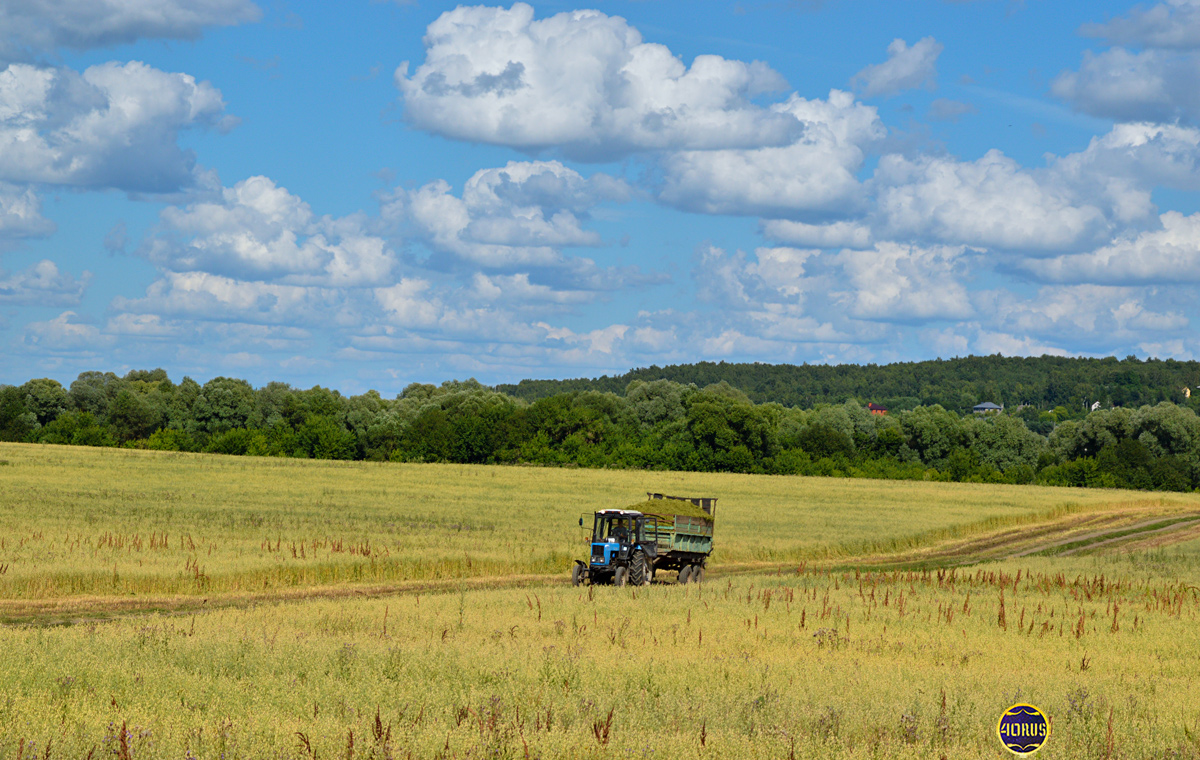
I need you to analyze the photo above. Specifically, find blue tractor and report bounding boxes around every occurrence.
[572,494,716,586]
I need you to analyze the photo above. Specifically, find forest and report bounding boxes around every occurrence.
[497,354,1200,411]
[3,355,1200,493]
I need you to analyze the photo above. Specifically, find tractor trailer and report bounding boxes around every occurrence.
[572,493,715,586]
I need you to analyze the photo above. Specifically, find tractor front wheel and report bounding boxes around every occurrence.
[614,566,628,587]
[571,564,585,587]
[629,551,647,587]
[678,565,692,584]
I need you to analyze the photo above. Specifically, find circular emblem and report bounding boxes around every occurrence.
[996,703,1050,755]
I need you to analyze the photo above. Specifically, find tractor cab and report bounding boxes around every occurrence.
[573,509,659,585]
[592,510,644,545]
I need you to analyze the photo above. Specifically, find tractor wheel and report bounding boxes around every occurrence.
[571,564,585,587]
[692,565,705,584]
[678,565,692,584]
[614,566,628,587]
[629,551,647,587]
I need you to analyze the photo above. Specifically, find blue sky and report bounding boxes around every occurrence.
[3,0,1200,394]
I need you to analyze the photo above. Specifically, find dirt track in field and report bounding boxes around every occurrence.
[7,505,1200,626]
[849,507,1200,570]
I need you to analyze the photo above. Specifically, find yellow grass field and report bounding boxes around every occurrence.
[3,442,1200,758]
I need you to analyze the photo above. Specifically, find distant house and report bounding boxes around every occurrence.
[973,402,1003,413]
[867,403,888,416]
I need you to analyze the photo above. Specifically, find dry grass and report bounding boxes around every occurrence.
[2,551,1200,757]
[3,442,1190,608]
[5,444,1200,756]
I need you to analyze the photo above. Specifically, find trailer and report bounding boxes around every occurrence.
[572,493,716,586]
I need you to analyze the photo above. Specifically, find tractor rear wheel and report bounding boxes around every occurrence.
[629,551,647,587]
[614,566,628,587]
[678,565,692,584]
[571,564,585,587]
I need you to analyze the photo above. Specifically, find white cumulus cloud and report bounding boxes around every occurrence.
[112,270,348,325]
[761,219,872,249]
[659,90,884,218]
[1051,48,1200,124]
[0,259,88,304]
[974,285,1187,345]
[873,150,1110,252]
[140,175,396,287]
[1020,211,1200,284]
[834,242,975,322]
[382,160,630,275]
[396,3,798,159]
[851,37,943,98]
[0,61,231,192]
[24,311,114,351]
[0,182,53,240]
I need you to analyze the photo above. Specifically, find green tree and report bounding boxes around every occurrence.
[21,378,69,425]
[0,386,37,441]
[68,371,121,418]
[108,388,161,442]
[191,377,256,437]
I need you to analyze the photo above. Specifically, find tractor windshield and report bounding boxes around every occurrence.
[593,515,637,543]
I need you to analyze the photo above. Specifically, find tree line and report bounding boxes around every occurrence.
[497,355,1200,414]
[3,365,1200,492]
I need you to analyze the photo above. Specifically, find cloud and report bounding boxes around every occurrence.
[761,219,872,249]
[0,0,261,59]
[658,90,884,218]
[1020,211,1200,284]
[373,278,442,329]
[975,285,1187,344]
[395,3,799,159]
[851,37,943,98]
[112,270,350,325]
[0,259,88,304]
[1048,122,1200,223]
[928,98,977,122]
[470,272,592,305]
[1080,0,1200,49]
[834,242,975,322]
[139,175,397,286]
[0,182,53,240]
[24,311,114,351]
[382,161,641,288]
[0,61,232,192]
[693,244,819,309]
[1051,48,1200,124]
[105,312,185,338]
[873,150,1110,252]
[972,329,1072,358]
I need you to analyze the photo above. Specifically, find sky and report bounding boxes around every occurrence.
[2,0,1200,394]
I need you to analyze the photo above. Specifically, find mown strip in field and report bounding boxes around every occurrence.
[1034,516,1200,556]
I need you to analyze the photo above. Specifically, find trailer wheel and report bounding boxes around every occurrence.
[571,564,585,587]
[628,551,647,587]
[678,565,692,584]
[692,566,705,584]
[614,566,628,587]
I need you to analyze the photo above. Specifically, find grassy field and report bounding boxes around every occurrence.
[0,442,1186,608]
[2,553,1200,758]
[4,442,1200,758]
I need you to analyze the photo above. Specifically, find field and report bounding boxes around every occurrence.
[3,442,1200,758]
